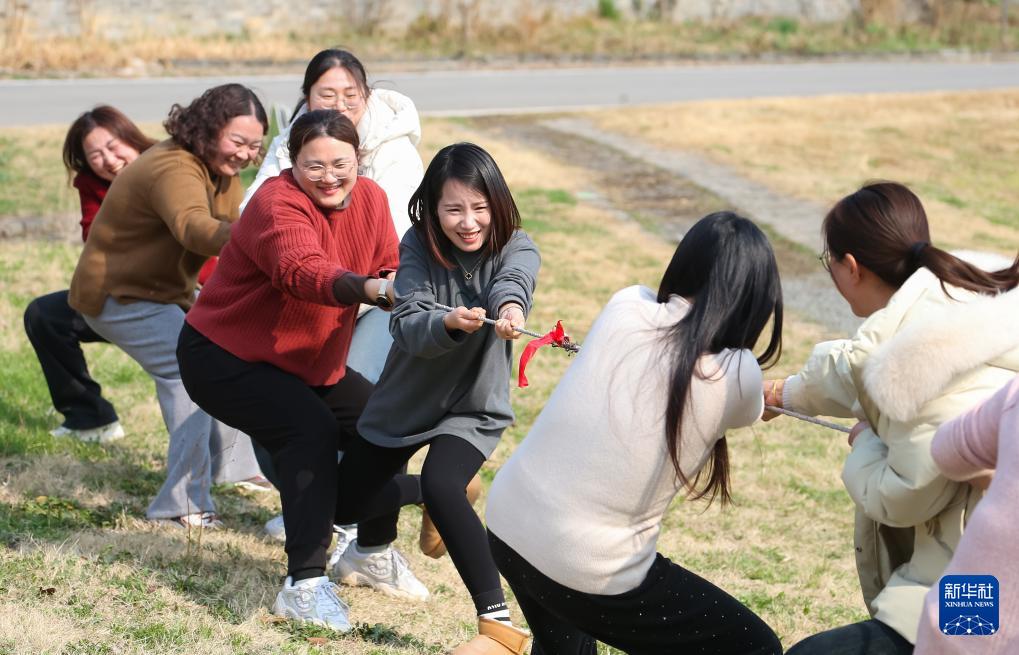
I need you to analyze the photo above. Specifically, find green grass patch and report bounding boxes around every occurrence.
[0,495,121,544]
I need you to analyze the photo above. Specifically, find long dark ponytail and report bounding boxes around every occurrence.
[658,212,783,506]
[824,182,1019,294]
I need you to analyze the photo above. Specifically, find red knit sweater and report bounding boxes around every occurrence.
[73,171,109,242]
[186,171,399,386]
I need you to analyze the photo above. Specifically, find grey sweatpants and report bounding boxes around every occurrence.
[84,297,260,518]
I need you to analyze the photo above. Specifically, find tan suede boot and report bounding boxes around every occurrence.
[419,473,483,558]
[451,618,530,655]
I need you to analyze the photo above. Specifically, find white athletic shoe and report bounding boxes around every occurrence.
[152,511,223,530]
[264,515,286,541]
[271,575,351,633]
[232,476,273,493]
[327,525,358,570]
[50,420,125,444]
[265,518,357,550]
[333,541,429,601]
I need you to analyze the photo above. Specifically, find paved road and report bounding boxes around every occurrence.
[2,60,1018,126]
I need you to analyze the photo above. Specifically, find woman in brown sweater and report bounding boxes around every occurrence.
[69,84,268,528]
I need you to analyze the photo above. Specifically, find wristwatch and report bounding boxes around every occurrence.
[375,278,394,309]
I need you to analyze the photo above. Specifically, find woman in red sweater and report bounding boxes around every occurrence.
[178,109,427,632]
[24,106,155,443]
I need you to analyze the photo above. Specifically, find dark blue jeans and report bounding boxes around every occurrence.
[785,620,913,655]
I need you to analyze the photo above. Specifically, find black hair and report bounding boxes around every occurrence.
[658,212,783,505]
[287,109,360,160]
[164,83,267,168]
[824,181,1018,295]
[295,48,371,116]
[408,142,521,268]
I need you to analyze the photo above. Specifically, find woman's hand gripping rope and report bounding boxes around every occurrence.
[763,378,851,434]
[432,303,579,388]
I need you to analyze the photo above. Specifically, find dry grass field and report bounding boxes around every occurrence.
[3,5,1018,77]
[0,116,860,654]
[2,88,1016,652]
[590,89,1019,253]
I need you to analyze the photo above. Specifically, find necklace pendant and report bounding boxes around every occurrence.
[464,272,473,281]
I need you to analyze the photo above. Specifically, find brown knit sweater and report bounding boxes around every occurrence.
[69,139,242,315]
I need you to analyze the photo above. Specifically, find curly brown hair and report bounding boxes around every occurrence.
[163,84,268,168]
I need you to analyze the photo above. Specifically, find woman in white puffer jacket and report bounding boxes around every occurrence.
[242,49,424,382]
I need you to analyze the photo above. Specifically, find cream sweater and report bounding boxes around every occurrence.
[486,285,764,594]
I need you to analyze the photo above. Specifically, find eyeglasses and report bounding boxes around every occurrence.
[312,90,363,112]
[297,161,354,183]
[817,249,832,274]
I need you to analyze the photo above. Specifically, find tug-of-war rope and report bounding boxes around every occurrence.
[434,303,851,434]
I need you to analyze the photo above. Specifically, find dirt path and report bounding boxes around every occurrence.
[471,114,861,335]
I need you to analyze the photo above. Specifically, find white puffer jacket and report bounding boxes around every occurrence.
[241,88,423,238]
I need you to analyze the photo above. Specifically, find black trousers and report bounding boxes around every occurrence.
[24,290,119,429]
[488,531,783,655]
[177,323,418,576]
[784,621,913,655]
[334,433,506,616]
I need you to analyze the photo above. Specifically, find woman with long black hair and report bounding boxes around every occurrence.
[485,212,785,655]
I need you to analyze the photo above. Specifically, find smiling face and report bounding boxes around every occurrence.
[438,178,491,253]
[207,114,264,177]
[82,126,141,182]
[307,66,367,127]
[293,135,358,210]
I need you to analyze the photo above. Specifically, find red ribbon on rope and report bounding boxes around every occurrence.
[517,320,566,388]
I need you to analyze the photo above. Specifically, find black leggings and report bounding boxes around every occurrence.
[334,434,505,616]
[177,323,420,576]
[489,531,783,655]
[24,290,119,429]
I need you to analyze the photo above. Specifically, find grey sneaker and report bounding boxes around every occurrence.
[50,420,125,444]
[272,575,351,633]
[333,541,429,601]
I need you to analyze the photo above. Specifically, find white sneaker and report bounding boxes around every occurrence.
[272,575,351,633]
[152,512,223,530]
[327,524,358,570]
[265,518,357,551]
[264,514,286,542]
[233,476,273,493]
[50,421,125,444]
[333,541,429,601]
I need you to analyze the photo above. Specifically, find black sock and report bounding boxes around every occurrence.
[290,567,325,582]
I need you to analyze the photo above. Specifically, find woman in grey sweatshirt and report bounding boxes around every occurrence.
[333,143,540,655]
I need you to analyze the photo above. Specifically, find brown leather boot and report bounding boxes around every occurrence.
[451,618,530,655]
[419,473,483,558]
